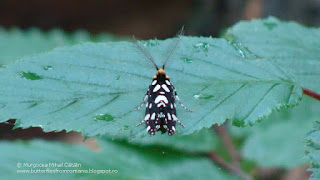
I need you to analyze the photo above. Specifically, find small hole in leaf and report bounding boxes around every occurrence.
[232,119,245,127]
[263,22,277,30]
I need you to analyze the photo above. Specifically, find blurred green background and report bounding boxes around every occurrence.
[1,1,319,180]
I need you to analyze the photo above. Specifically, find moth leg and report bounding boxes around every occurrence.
[170,114,185,128]
[176,119,186,128]
[171,84,193,112]
[136,112,150,127]
[175,95,193,112]
[134,90,148,111]
[136,119,145,127]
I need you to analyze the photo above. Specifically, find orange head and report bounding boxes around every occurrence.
[153,68,169,81]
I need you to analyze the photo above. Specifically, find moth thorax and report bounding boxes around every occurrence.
[154,68,169,81]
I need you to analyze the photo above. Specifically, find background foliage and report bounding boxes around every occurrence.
[0,17,319,180]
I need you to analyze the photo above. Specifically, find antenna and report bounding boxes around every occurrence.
[162,26,185,69]
[132,36,159,70]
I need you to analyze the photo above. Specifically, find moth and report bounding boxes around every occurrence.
[134,28,192,136]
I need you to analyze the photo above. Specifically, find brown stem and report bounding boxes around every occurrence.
[242,0,263,20]
[208,152,252,180]
[303,88,320,101]
[214,124,241,167]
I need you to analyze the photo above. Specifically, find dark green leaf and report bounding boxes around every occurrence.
[0,36,301,138]
[231,96,317,168]
[224,17,320,93]
[0,139,235,180]
[0,27,127,66]
[306,115,320,179]
[123,129,220,153]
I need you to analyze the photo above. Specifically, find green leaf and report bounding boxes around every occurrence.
[0,36,302,138]
[0,27,126,66]
[122,129,220,153]
[224,17,320,93]
[0,139,235,180]
[239,96,317,168]
[306,119,320,179]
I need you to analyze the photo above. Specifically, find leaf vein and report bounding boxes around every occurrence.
[74,95,121,121]
[191,82,249,127]
[242,83,279,123]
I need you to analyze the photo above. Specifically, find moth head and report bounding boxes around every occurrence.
[154,68,169,80]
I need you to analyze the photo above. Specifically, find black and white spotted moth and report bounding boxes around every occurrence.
[134,28,192,136]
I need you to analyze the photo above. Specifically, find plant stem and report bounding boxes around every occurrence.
[303,88,320,101]
[214,124,241,167]
[208,152,252,180]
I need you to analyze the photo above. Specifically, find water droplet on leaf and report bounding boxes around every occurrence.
[181,57,192,63]
[194,94,214,100]
[43,65,53,71]
[94,113,115,122]
[142,39,159,47]
[193,42,210,52]
[232,43,260,59]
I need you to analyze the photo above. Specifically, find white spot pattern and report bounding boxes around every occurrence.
[155,95,168,104]
[172,114,178,121]
[151,113,156,120]
[141,76,189,136]
[145,114,150,120]
[152,80,157,85]
[159,112,165,118]
[165,80,171,86]
[162,84,170,92]
[157,102,166,107]
[167,113,172,120]
[153,84,161,92]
